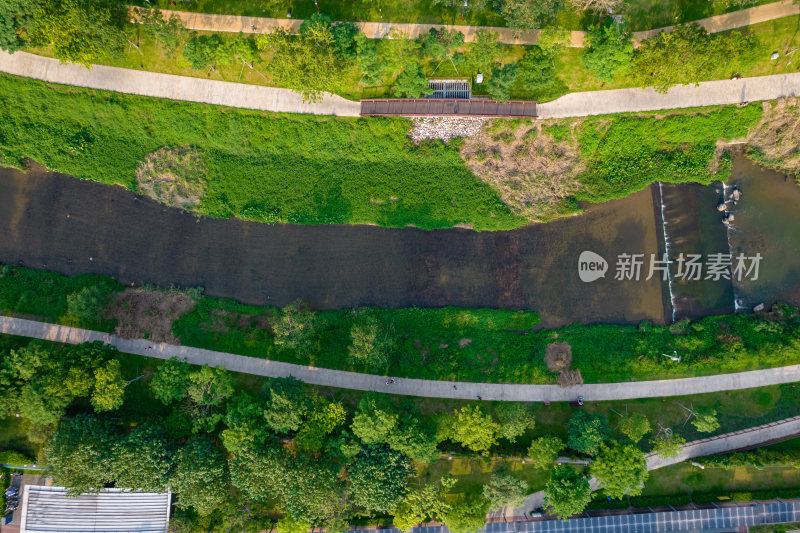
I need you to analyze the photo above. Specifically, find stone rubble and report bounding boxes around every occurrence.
[408,117,486,144]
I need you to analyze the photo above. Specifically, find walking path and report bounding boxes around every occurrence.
[3,48,800,118]
[512,415,800,516]
[0,50,360,117]
[158,0,800,46]
[536,72,800,118]
[1,316,799,402]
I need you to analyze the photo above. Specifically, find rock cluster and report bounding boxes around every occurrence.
[408,117,485,144]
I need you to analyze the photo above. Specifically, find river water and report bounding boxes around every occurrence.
[0,153,796,328]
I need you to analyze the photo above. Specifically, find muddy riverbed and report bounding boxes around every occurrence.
[0,163,665,329]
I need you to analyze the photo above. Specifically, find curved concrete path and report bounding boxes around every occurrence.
[512,414,800,516]
[3,48,800,118]
[537,72,800,118]
[0,50,360,117]
[158,0,800,47]
[1,316,799,402]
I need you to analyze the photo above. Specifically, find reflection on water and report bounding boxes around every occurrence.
[660,151,800,319]
[726,154,800,310]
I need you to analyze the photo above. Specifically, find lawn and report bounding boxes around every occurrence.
[131,0,779,31]
[0,73,524,231]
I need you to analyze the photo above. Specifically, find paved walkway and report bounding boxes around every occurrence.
[3,47,800,118]
[0,50,360,117]
[513,415,800,516]
[159,0,800,47]
[1,316,799,402]
[536,72,800,118]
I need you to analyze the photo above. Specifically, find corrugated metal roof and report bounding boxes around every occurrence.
[20,486,170,533]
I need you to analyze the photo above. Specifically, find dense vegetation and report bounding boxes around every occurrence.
[0,74,523,231]
[5,332,798,531]
[2,0,797,103]
[3,264,800,385]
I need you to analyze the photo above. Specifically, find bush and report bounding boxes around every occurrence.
[0,450,36,466]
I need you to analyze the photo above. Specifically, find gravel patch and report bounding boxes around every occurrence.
[408,117,486,144]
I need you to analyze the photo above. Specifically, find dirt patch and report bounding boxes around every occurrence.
[104,288,196,343]
[544,342,583,387]
[545,342,573,372]
[135,146,207,209]
[460,120,585,222]
[747,98,800,178]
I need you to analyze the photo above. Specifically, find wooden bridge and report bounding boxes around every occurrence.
[360,98,537,118]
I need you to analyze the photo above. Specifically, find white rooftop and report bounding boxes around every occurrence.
[19,485,171,533]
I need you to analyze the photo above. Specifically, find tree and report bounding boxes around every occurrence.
[418,28,465,62]
[392,62,432,98]
[387,412,441,465]
[185,365,235,433]
[91,359,126,412]
[567,410,609,456]
[221,392,271,456]
[486,63,519,102]
[692,407,720,433]
[45,414,119,493]
[330,21,360,59]
[348,313,394,372]
[582,19,633,82]
[272,301,318,352]
[135,8,185,57]
[543,465,592,519]
[493,0,564,31]
[294,400,347,452]
[590,443,649,500]
[183,33,225,71]
[276,515,311,533]
[354,33,382,85]
[517,45,556,90]
[496,403,535,443]
[150,357,192,404]
[348,444,413,513]
[113,424,174,492]
[392,477,455,532]
[527,436,564,469]
[650,432,685,459]
[0,0,43,52]
[377,30,420,78]
[568,0,627,12]
[29,0,126,67]
[443,496,490,533]
[449,405,499,453]
[632,24,756,93]
[464,30,502,74]
[263,377,310,434]
[66,285,106,325]
[619,413,651,442]
[351,392,398,444]
[171,437,228,516]
[483,472,527,511]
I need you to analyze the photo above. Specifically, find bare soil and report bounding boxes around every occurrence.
[135,146,207,209]
[460,120,585,222]
[545,342,573,372]
[747,98,800,178]
[104,288,196,343]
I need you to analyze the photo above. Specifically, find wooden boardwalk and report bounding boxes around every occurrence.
[361,98,537,118]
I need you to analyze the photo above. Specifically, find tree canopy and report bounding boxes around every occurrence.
[449,405,499,453]
[543,465,592,519]
[567,410,609,456]
[348,444,413,513]
[483,472,527,510]
[582,18,633,82]
[590,442,649,500]
[527,436,565,469]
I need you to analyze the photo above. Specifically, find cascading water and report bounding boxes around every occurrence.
[719,181,746,311]
[657,182,678,322]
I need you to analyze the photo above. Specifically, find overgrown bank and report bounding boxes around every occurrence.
[462,104,763,220]
[3,264,800,384]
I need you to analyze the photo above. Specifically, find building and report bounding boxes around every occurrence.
[18,485,170,533]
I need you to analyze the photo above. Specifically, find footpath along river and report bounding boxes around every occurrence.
[0,152,797,328]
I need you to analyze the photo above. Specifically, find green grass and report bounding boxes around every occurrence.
[0,73,524,231]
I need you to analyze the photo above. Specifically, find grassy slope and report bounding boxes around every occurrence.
[4,264,800,384]
[0,74,523,231]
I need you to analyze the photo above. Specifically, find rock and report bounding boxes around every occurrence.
[753,303,765,312]
[771,51,780,60]
[408,117,485,144]
[717,200,727,211]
